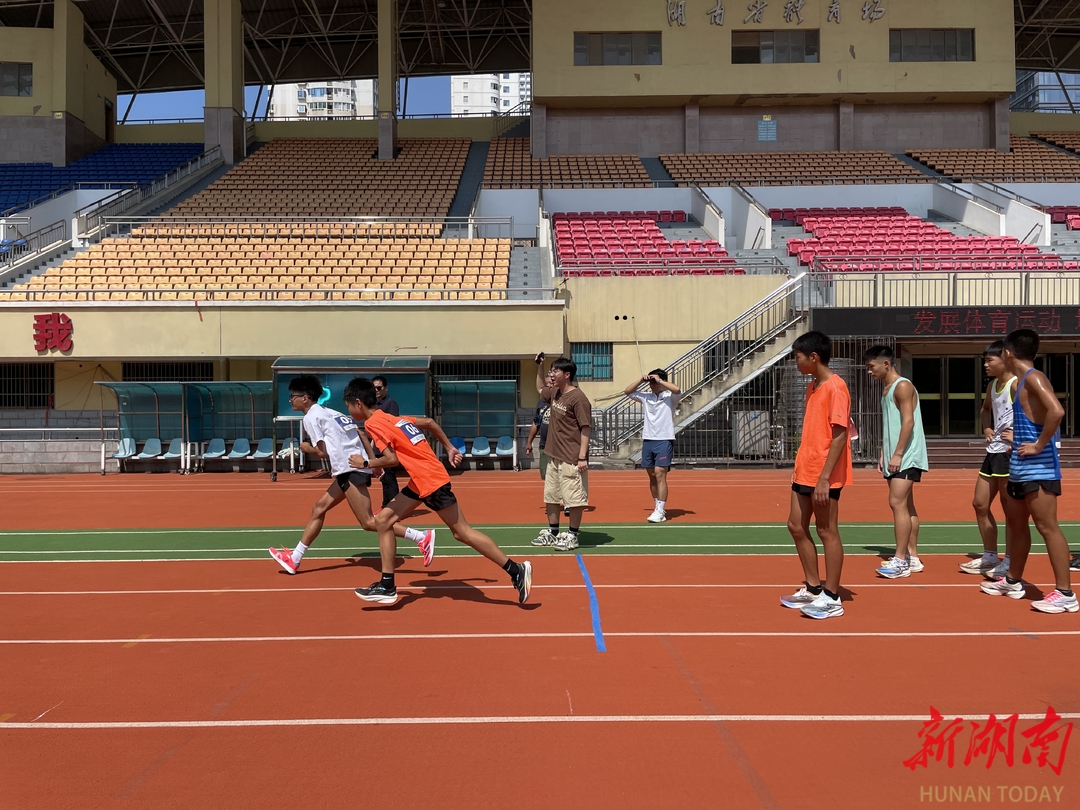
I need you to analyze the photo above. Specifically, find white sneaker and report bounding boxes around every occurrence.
[553,531,579,552]
[876,557,910,579]
[780,586,819,609]
[531,529,557,547]
[984,557,1011,580]
[1032,589,1079,614]
[979,576,1025,599]
[959,555,1000,575]
[647,507,667,523]
[800,592,844,620]
[908,556,924,573]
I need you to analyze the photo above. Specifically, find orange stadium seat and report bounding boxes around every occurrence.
[659,151,929,186]
[907,135,1080,182]
[483,138,651,188]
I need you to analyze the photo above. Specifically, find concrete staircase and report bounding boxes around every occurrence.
[499,119,531,139]
[640,157,674,185]
[927,438,1080,469]
[1050,223,1080,264]
[508,246,543,300]
[448,141,490,218]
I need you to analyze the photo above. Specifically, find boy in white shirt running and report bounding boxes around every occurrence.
[269,375,434,574]
[623,369,681,522]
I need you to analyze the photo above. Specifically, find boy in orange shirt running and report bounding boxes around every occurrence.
[342,376,532,606]
[781,331,853,620]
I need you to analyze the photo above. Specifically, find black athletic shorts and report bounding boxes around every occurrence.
[979,452,1010,479]
[885,468,923,482]
[331,471,371,494]
[1007,479,1062,500]
[401,482,458,512]
[791,482,843,501]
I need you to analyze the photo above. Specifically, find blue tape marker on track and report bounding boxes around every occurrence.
[575,553,607,652]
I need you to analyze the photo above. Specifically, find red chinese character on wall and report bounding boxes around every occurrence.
[988,310,1012,333]
[939,311,962,335]
[962,309,987,333]
[32,312,73,353]
[1017,310,1038,330]
[913,310,938,335]
[1037,310,1062,334]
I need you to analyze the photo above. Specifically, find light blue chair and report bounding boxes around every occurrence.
[470,436,492,457]
[113,438,137,459]
[449,436,467,456]
[202,438,227,459]
[251,438,275,459]
[161,438,183,459]
[227,438,252,459]
[277,437,299,457]
[495,436,515,457]
[135,438,162,459]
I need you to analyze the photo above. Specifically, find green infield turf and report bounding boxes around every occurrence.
[0,523,1077,562]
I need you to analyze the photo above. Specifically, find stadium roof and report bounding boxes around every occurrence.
[1,1,1078,94]
[0,0,530,93]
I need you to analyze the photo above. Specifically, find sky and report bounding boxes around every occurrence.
[117,76,451,122]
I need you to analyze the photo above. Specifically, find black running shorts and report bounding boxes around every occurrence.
[791,482,842,501]
[1007,479,1061,500]
[401,482,458,512]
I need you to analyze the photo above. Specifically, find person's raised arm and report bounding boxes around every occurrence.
[1019,373,1064,457]
[889,380,917,473]
[624,376,645,396]
[534,352,547,395]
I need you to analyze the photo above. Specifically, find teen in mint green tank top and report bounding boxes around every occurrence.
[882,377,929,474]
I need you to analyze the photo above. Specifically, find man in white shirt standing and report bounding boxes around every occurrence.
[624,369,681,523]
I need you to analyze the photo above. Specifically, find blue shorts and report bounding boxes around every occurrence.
[641,439,674,469]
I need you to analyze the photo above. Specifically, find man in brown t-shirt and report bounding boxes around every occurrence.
[531,352,592,551]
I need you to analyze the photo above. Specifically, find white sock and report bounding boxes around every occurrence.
[292,542,309,566]
[654,498,660,507]
[403,526,424,543]
[656,500,666,511]
[983,550,999,560]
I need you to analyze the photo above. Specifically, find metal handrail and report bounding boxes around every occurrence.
[692,176,937,187]
[0,219,67,274]
[493,100,531,138]
[0,182,135,218]
[808,270,1080,308]
[811,254,1073,273]
[597,273,808,454]
[75,147,223,238]
[1,285,558,302]
[971,180,1046,210]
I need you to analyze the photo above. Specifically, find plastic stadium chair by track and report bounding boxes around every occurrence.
[470,436,492,457]
[449,436,468,457]
[202,438,227,460]
[161,438,184,459]
[227,438,252,459]
[135,438,163,460]
[495,436,515,457]
[251,438,275,459]
[113,438,136,460]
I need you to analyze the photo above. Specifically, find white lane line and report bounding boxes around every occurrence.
[2,712,1077,730]
[0,582,1062,596]
[1,630,1078,645]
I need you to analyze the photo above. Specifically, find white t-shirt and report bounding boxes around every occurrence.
[302,403,369,476]
[629,389,678,441]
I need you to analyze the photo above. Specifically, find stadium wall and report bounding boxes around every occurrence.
[532,0,1013,156]
[1010,113,1080,135]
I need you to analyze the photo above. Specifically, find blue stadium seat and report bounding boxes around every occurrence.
[135,438,163,459]
[113,438,136,459]
[227,438,252,459]
[251,438,275,459]
[161,438,183,459]
[495,436,515,457]
[449,436,467,456]
[470,436,491,457]
[202,438,227,459]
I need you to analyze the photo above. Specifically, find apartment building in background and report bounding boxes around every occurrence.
[450,72,530,116]
[268,80,376,120]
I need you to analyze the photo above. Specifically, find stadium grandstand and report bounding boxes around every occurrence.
[3,0,1080,476]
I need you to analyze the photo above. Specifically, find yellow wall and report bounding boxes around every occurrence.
[55,361,121,411]
[77,45,118,139]
[0,303,565,361]
[1011,112,1080,135]
[0,28,54,117]
[534,0,1014,104]
[564,274,785,401]
[113,123,206,143]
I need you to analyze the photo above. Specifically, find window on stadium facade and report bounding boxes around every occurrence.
[122,362,214,382]
[0,62,33,97]
[889,29,974,62]
[574,32,662,66]
[570,343,614,382]
[0,363,53,409]
[732,30,820,64]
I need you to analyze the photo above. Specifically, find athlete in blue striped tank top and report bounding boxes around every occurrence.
[979,329,1077,614]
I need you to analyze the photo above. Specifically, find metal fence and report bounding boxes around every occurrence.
[809,270,1080,307]
[596,273,808,455]
[1,286,554,303]
[0,219,67,276]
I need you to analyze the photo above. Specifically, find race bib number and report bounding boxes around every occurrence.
[395,419,426,445]
[334,414,358,433]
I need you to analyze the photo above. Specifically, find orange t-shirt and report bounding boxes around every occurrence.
[364,410,450,498]
[793,374,854,488]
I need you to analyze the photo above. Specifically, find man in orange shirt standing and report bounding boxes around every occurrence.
[342,376,532,606]
[781,331,853,620]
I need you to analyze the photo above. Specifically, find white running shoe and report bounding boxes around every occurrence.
[908,556,925,573]
[959,555,1000,575]
[553,531,579,552]
[1032,590,1079,614]
[647,507,667,523]
[800,592,844,620]
[984,557,1011,580]
[780,586,820,609]
[979,576,1025,599]
[531,528,558,547]
[876,557,910,579]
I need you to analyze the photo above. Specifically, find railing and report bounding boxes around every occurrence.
[0,427,118,441]
[596,273,808,454]
[972,180,1046,211]
[559,256,788,276]
[689,175,937,187]
[93,214,516,242]
[0,182,136,219]
[74,147,223,238]
[812,254,1074,273]
[493,100,531,138]
[121,118,205,125]
[808,270,1080,308]
[0,285,558,303]
[0,219,67,275]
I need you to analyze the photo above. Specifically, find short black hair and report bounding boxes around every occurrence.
[792,331,832,365]
[551,356,577,379]
[1004,329,1039,362]
[863,344,895,363]
[648,368,668,382]
[289,374,324,402]
[373,375,388,388]
[343,376,378,408]
[983,340,1004,358]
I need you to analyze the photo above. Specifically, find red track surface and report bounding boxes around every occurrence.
[2,471,1078,808]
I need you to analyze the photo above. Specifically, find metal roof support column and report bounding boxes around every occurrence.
[204,0,245,164]
[377,0,399,159]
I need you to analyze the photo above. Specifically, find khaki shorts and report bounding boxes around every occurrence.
[544,460,589,508]
[538,448,551,480]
